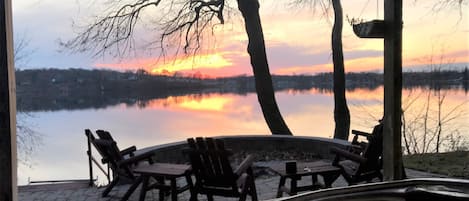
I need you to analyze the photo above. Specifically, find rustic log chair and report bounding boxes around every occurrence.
[85,129,156,200]
[331,122,384,185]
[186,137,258,201]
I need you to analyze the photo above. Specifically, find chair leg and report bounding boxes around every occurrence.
[312,174,318,185]
[102,176,120,197]
[138,176,150,201]
[239,184,248,201]
[207,194,214,201]
[239,193,247,201]
[185,174,195,200]
[276,176,286,198]
[189,191,198,201]
[170,178,178,201]
[323,172,340,188]
[159,190,165,201]
[249,176,258,201]
[121,177,143,201]
[377,172,383,181]
[239,175,254,201]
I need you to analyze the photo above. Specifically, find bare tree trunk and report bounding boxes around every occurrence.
[332,0,350,140]
[423,91,431,153]
[401,108,412,155]
[435,87,443,153]
[237,0,292,135]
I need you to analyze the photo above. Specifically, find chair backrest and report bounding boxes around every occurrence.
[96,129,115,141]
[360,122,384,172]
[187,137,236,188]
[87,130,133,178]
[86,129,110,163]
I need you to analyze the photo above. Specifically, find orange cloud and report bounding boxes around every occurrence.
[150,53,233,74]
[93,0,468,77]
[94,52,234,75]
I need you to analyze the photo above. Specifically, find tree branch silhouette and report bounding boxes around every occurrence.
[64,0,293,134]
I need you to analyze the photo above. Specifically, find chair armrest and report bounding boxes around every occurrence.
[352,130,373,139]
[234,155,255,176]
[349,144,365,154]
[350,144,364,150]
[331,147,367,164]
[120,146,137,156]
[117,151,155,167]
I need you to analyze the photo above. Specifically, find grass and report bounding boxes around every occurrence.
[403,151,469,178]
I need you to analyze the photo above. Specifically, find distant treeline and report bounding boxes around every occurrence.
[313,68,469,91]
[15,68,469,112]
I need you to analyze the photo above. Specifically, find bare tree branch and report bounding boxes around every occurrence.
[62,0,227,58]
[16,113,42,166]
[14,32,35,67]
[64,0,294,135]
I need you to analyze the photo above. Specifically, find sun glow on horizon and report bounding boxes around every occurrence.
[94,52,235,76]
[92,0,468,77]
[150,53,233,75]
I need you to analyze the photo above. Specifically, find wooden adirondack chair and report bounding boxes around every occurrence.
[186,137,258,201]
[85,129,155,200]
[331,122,384,185]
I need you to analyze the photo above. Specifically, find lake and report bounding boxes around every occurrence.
[17,86,468,185]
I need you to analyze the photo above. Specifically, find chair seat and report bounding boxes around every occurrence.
[202,177,236,187]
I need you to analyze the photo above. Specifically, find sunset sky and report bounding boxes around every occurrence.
[13,0,469,77]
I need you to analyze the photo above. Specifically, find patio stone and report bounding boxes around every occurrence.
[18,168,446,201]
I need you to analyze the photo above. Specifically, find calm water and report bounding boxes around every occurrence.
[17,87,468,185]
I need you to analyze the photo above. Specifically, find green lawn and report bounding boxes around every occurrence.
[403,151,469,178]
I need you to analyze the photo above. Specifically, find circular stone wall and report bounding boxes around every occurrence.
[138,135,350,164]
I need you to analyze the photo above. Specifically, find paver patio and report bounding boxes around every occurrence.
[19,166,447,201]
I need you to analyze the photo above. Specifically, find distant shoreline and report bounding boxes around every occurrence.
[15,68,469,112]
